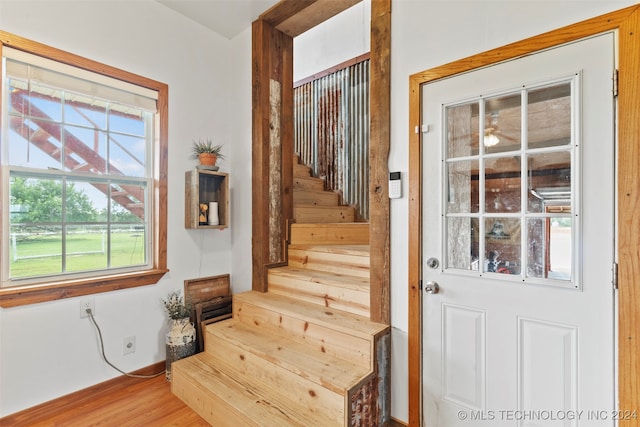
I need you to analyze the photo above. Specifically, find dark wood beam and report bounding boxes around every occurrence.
[252,19,270,292]
[252,19,294,292]
[370,1,392,420]
[259,0,319,27]
[369,0,391,325]
[261,0,362,38]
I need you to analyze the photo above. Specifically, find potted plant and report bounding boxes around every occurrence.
[162,290,196,380]
[190,138,224,166]
[162,290,192,320]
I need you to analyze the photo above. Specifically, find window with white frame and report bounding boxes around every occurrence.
[0,35,168,305]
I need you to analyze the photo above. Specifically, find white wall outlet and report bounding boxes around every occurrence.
[79,298,95,318]
[123,336,136,355]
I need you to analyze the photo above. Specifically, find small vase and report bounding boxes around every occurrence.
[165,317,196,381]
[208,201,219,226]
[198,153,217,166]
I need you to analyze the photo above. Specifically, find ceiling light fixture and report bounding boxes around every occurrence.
[484,132,500,147]
[484,112,501,147]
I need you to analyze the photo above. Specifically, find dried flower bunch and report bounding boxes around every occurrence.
[190,139,224,160]
[162,290,192,320]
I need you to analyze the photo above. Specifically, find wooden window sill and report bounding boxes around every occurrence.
[0,269,169,308]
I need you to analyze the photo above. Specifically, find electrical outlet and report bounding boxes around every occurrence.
[123,336,136,355]
[79,298,95,318]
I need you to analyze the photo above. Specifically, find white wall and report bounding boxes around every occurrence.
[1,0,638,421]
[295,0,637,423]
[0,0,237,416]
[293,1,371,81]
[229,26,255,295]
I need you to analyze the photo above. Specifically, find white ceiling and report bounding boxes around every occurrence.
[156,0,280,39]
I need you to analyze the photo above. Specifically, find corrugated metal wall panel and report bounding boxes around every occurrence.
[293,59,370,220]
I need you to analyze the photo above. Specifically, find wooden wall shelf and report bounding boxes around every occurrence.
[185,169,229,229]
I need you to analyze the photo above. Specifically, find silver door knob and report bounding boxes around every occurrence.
[424,281,440,294]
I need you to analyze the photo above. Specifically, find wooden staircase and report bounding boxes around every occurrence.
[171,157,390,426]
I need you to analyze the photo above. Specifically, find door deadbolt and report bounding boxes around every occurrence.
[426,257,439,269]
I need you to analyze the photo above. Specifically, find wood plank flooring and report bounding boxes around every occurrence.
[0,361,408,426]
[0,364,209,426]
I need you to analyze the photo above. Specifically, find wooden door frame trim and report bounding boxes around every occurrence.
[407,5,640,426]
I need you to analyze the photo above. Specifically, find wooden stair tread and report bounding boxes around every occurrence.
[291,222,369,232]
[234,291,387,340]
[293,189,339,206]
[290,222,369,245]
[294,176,325,191]
[288,244,370,278]
[293,163,312,177]
[294,203,351,209]
[233,291,381,368]
[288,244,370,256]
[269,266,370,290]
[293,189,336,195]
[266,268,371,317]
[293,205,356,224]
[206,320,371,393]
[172,353,336,427]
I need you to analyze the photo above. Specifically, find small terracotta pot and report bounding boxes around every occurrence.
[198,153,217,166]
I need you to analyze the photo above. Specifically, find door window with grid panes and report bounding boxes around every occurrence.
[444,79,576,287]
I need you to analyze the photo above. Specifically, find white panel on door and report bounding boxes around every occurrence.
[442,304,486,410]
[518,317,578,427]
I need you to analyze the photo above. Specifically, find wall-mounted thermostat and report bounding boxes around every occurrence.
[389,171,402,199]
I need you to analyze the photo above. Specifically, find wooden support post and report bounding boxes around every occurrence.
[369,1,392,424]
[252,19,294,292]
[369,0,391,325]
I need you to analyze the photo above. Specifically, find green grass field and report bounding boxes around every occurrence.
[10,231,145,278]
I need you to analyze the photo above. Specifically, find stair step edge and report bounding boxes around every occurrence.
[287,256,370,270]
[288,244,370,256]
[172,353,338,427]
[205,320,371,393]
[293,189,337,195]
[286,255,370,278]
[290,222,368,231]
[234,291,388,339]
[291,222,368,227]
[233,293,376,369]
[203,324,347,419]
[294,176,324,182]
[269,266,369,289]
[268,289,369,318]
[294,204,353,210]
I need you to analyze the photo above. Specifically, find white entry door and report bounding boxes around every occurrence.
[421,33,616,427]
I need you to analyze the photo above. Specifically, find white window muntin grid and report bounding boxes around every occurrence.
[440,74,580,289]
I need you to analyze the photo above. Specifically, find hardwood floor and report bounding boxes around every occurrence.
[0,363,209,426]
[0,362,408,426]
